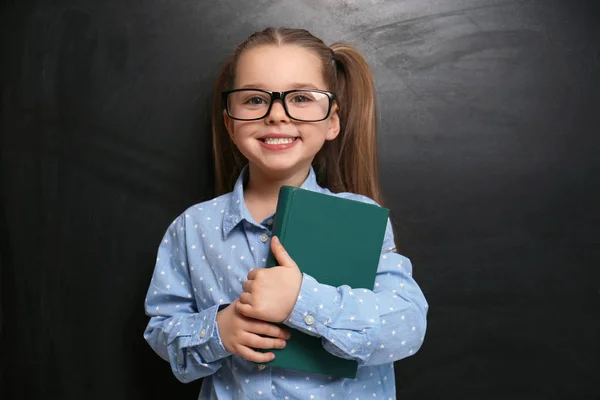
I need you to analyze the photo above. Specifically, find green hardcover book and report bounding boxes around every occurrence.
[264,186,389,379]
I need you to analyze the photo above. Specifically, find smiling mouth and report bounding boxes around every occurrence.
[260,137,298,145]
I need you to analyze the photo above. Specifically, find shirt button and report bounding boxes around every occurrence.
[199,329,206,338]
[266,218,274,226]
[304,315,315,325]
[259,233,269,243]
[257,364,266,371]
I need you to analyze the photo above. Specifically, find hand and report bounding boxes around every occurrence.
[236,236,303,323]
[216,299,291,363]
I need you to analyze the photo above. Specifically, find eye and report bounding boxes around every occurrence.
[288,92,316,103]
[244,96,268,105]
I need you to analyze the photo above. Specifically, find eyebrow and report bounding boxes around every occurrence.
[240,83,322,90]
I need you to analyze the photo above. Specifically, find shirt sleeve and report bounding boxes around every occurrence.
[143,214,232,383]
[283,217,429,366]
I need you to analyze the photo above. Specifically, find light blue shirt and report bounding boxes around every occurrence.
[143,167,428,399]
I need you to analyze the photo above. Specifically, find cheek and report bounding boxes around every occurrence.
[230,121,253,139]
[303,122,329,140]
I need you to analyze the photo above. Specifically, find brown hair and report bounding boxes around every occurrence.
[211,27,382,205]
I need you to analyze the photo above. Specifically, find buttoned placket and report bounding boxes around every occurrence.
[243,218,276,399]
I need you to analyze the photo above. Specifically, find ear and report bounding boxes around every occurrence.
[223,110,235,142]
[326,104,340,141]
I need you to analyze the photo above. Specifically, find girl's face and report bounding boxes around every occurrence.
[224,45,340,178]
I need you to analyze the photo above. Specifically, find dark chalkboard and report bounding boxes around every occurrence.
[2,0,599,398]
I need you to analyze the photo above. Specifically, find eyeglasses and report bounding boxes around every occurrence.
[222,89,336,122]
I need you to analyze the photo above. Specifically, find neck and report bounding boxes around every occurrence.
[243,164,310,223]
[245,164,309,199]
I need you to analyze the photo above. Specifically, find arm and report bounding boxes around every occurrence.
[143,215,231,383]
[283,219,429,366]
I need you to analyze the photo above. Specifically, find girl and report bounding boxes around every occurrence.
[144,27,428,400]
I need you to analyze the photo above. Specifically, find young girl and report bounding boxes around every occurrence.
[144,27,428,400]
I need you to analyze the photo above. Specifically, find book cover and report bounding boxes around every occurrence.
[263,186,389,379]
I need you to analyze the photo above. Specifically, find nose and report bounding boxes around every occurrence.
[265,100,290,124]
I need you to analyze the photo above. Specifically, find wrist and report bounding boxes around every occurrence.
[285,271,304,320]
[216,302,232,327]
[210,304,234,359]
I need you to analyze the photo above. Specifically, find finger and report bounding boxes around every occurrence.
[247,268,258,280]
[238,292,253,305]
[243,332,287,350]
[270,236,297,268]
[248,320,292,340]
[235,345,276,363]
[241,279,253,293]
[236,301,256,319]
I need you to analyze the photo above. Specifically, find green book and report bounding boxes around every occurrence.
[263,186,389,379]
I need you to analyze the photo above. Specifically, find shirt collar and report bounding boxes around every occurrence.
[222,165,322,238]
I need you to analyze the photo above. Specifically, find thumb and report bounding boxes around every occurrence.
[271,236,298,268]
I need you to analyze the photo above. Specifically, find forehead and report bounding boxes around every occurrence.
[234,45,327,90]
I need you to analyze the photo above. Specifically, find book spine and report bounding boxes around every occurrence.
[266,186,295,268]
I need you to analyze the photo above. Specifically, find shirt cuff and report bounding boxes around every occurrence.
[283,273,338,337]
[192,304,232,363]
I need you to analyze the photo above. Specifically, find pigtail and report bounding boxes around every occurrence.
[211,57,247,196]
[318,43,382,205]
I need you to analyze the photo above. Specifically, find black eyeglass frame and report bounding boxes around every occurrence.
[221,88,337,122]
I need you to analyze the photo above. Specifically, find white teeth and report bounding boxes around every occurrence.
[263,137,296,145]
